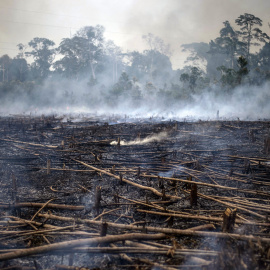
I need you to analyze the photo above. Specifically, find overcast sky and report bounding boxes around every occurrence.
[0,0,269,69]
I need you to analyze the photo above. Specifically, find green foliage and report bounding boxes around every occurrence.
[54,25,105,81]
[25,37,55,80]
[257,43,270,71]
[0,14,269,107]
[142,33,172,57]
[217,65,237,87]
[217,56,249,87]
[180,73,189,83]
[127,50,172,83]
[0,55,30,82]
[179,66,204,91]
[111,72,132,97]
[208,21,247,69]
[235,13,269,61]
[237,56,249,76]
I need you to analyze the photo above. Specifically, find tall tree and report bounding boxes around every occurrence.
[54,36,84,79]
[104,40,124,83]
[14,44,29,81]
[10,58,29,82]
[76,25,105,82]
[127,50,172,84]
[55,25,105,82]
[235,13,269,62]
[257,43,270,71]
[180,66,204,91]
[0,54,12,82]
[208,21,246,69]
[181,42,210,67]
[142,33,172,57]
[142,33,172,81]
[25,38,55,80]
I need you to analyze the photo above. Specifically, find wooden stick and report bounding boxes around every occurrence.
[0,202,84,211]
[73,159,179,200]
[0,137,58,148]
[0,233,166,261]
[38,213,270,243]
[142,173,270,197]
[30,198,55,221]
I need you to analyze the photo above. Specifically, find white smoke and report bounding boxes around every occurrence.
[110,131,168,145]
[0,78,269,121]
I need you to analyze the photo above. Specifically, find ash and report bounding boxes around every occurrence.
[0,115,270,270]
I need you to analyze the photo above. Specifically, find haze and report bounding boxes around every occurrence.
[0,0,269,68]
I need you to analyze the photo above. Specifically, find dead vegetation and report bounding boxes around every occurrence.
[0,115,270,269]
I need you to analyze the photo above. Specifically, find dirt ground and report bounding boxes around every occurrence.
[0,115,270,270]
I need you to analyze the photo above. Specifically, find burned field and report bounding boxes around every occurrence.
[0,115,270,270]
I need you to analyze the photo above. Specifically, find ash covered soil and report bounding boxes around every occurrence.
[0,115,270,270]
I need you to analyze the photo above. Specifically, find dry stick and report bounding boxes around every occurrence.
[38,213,270,243]
[78,184,91,193]
[73,159,178,200]
[5,216,59,229]
[0,137,58,149]
[40,167,95,173]
[135,209,226,224]
[47,159,51,175]
[93,208,121,221]
[198,193,265,219]
[24,218,51,245]
[0,246,219,257]
[0,233,166,261]
[37,231,99,237]
[0,231,99,242]
[30,198,55,221]
[220,197,270,212]
[117,195,165,211]
[0,225,83,240]
[180,166,224,186]
[77,157,268,219]
[137,241,218,257]
[110,243,133,264]
[211,194,270,204]
[184,224,216,231]
[142,172,270,197]
[179,188,266,220]
[3,216,98,240]
[202,164,270,186]
[127,239,167,249]
[0,202,84,211]
[222,201,270,214]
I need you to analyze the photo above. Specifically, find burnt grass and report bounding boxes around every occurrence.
[0,115,270,270]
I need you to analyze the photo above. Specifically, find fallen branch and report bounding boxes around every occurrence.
[0,233,166,261]
[73,159,180,200]
[38,213,270,244]
[0,202,84,211]
[0,137,58,149]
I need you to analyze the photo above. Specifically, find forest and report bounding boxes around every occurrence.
[0,13,269,117]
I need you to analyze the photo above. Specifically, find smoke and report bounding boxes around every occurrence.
[123,0,270,68]
[0,77,269,120]
[1,0,270,69]
[110,131,168,146]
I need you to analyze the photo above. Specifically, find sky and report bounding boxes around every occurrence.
[0,0,269,69]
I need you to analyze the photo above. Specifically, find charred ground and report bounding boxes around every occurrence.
[0,115,270,269]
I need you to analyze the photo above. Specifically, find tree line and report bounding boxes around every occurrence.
[0,13,269,110]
